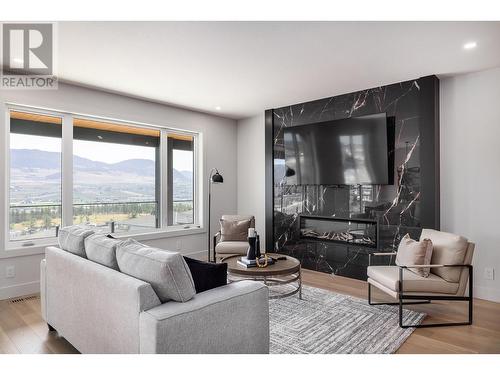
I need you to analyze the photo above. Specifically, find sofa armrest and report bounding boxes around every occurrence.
[139,280,269,353]
[40,259,47,321]
[44,246,161,353]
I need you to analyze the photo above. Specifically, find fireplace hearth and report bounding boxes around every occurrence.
[299,215,378,249]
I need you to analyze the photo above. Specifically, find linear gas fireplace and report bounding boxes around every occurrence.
[299,215,378,249]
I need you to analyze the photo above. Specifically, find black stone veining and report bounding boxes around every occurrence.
[265,76,440,280]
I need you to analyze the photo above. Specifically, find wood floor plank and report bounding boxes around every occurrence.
[0,299,53,354]
[9,299,78,354]
[0,325,19,354]
[396,334,477,354]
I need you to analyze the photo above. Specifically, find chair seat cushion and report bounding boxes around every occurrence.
[367,266,459,294]
[215,241,248,255]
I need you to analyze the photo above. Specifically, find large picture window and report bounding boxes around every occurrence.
[73,119,161,234]
[6,108,200,247]
[9,111,63,241]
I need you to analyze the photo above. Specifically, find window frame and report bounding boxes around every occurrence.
[166,133,197,228]
[3,104,203,252]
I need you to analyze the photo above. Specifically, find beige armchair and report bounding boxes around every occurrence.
[367,229,475,328]
[213,215,255,262]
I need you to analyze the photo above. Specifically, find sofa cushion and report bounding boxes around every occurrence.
[58,225,94,257]
[183,256,227,293]
[420,229,468,283]
[84,233,122,270]
[220,216,253,241]
[116,239,195,303]
[367,266,459,294]
[395,233,433,277]
[215,241,249,255]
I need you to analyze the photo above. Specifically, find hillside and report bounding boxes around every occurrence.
[10,149,193,205]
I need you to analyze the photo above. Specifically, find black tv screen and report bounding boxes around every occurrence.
[284,113,394,185]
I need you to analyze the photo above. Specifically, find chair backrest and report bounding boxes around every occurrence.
[221,215,255,228]
[420,228,475,296]
[420,228,469,283]
[456,242,475,296]
[219,215,255,242]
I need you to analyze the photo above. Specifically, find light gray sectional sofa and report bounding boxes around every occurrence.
[40,228,270,354]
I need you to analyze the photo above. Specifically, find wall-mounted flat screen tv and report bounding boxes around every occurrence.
[284,113,394,185]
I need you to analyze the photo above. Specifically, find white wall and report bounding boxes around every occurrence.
[441,66,500,302]
[0,82,238,299]
[236,114,266,249]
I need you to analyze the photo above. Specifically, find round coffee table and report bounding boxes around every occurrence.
[222,253,302,299]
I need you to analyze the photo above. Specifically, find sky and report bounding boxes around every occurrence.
[10,134,193,171]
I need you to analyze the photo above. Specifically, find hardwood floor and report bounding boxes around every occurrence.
[0,269,499,354]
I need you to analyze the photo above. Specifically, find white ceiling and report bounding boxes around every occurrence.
[58,21,500,119]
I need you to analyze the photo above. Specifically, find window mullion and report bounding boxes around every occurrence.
[160,129,168,229]
[1,106,8,248]
[193,133,200,227]
[61,114,73,227]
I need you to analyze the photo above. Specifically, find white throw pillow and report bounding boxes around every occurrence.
[85,234,122,270]
[395,233,433,277]
[116,239,196,303]
[58,225,94,257]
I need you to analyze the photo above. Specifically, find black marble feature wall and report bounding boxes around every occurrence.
[265,76,440,280]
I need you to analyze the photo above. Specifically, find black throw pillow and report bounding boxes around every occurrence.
[183,256,227,293]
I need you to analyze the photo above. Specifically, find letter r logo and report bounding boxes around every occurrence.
[2,23,53,75]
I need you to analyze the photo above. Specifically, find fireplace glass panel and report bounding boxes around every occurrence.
[299,216,377,248]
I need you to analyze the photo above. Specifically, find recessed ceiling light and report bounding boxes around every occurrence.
[463,41,477,50]
[215,106,221,111]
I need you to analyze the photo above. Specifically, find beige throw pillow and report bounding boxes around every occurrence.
[395,234,433,277]
[220,218,251,241]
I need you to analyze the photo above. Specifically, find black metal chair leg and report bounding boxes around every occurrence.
[368,283,430,306]
[399,295,473,328]
[400,266,474,328]
[399,296,404,328]
[368,283,372,304]
[369,283,472,328]
[47,323,56,332]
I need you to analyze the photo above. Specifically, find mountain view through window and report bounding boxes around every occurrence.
[9,112,195,241]
[9,112,62,241]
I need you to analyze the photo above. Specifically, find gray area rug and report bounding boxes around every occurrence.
[269,285,425,354]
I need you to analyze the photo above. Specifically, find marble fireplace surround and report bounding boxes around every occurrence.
[264,75,440,280]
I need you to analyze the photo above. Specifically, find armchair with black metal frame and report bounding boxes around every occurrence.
[212,215,255,262]
[367,240,475,329]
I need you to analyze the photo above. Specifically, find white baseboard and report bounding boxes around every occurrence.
[475,285,500,303]
[0,281,40,301]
